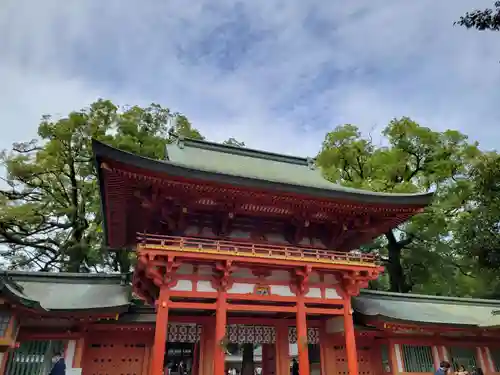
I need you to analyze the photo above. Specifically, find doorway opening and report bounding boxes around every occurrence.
[165,342,198,375]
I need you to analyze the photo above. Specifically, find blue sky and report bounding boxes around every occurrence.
[1,0,500,157]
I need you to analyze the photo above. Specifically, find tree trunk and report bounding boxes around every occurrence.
[241,344,254,375]
[385,230,413,293]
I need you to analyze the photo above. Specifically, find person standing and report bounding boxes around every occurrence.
[48,351,66,375]
[291,358,299,375]
[435,361,451,375]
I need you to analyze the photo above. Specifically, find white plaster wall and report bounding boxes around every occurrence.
[325,288,341,299]
[197,281,216,292]
[306,288,321,298]
[171,280,192,291]
[227,283,255,294]
[270,285,295,297]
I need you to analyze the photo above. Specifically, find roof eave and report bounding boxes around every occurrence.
[0,279,45,311]
[93,141,111,248]
[47,304,131,314]
[359,289,500,306]
[356,313,479,329]
[92,140,434,207]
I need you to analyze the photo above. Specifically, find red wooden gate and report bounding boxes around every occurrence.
[82,336,149,375]
[333,345,376,375]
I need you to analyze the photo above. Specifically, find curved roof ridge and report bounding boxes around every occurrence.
[176,137,310,166]
[93,140,433,204]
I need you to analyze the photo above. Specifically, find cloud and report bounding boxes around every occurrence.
[1,0,500,158]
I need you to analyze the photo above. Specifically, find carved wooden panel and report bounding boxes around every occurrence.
[333,345,373,375]
[227,324,276,344]
[82,338,147,375]
[288,327,320,344]
[168,323,202,342]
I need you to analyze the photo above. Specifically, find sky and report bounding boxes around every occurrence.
[1,0,500,158]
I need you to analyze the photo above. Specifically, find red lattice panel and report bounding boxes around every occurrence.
[82,338,147,375]
[333,345,374,375]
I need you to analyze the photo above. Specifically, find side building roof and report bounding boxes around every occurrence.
[1,271,499,329]
[353,289,500,328]
[93,138,433,206]
[0,271,131,313]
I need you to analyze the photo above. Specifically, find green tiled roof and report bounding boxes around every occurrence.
[166,139,349,192]
[353,289,500,328]
[0,271,131,311]
[163,138,433,205]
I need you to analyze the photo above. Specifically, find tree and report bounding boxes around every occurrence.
[0,99,204,272]
[316,118,480,293]
[451,152,500,297]
[456,2,500,31]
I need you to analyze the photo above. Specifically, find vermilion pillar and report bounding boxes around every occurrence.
[150,286,169,375]
[296,296,310,375]
[275,323,290,375]
[319,320,336,375]
[343,300,358,375]
[214,290,227,375]
[192,343,199,375]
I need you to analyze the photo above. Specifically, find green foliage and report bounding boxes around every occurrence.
[456,1,500,31]
[0,99,204,272]
[316,117,481,293]
[2,100,499,300]
[450,153,500,297]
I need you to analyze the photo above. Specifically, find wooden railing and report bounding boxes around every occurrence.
[136,233,378,265]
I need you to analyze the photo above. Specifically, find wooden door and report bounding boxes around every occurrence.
[332,345,375,375]
[82,336,148,375]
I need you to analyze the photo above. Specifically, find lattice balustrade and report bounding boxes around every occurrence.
[137,233,378,265]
